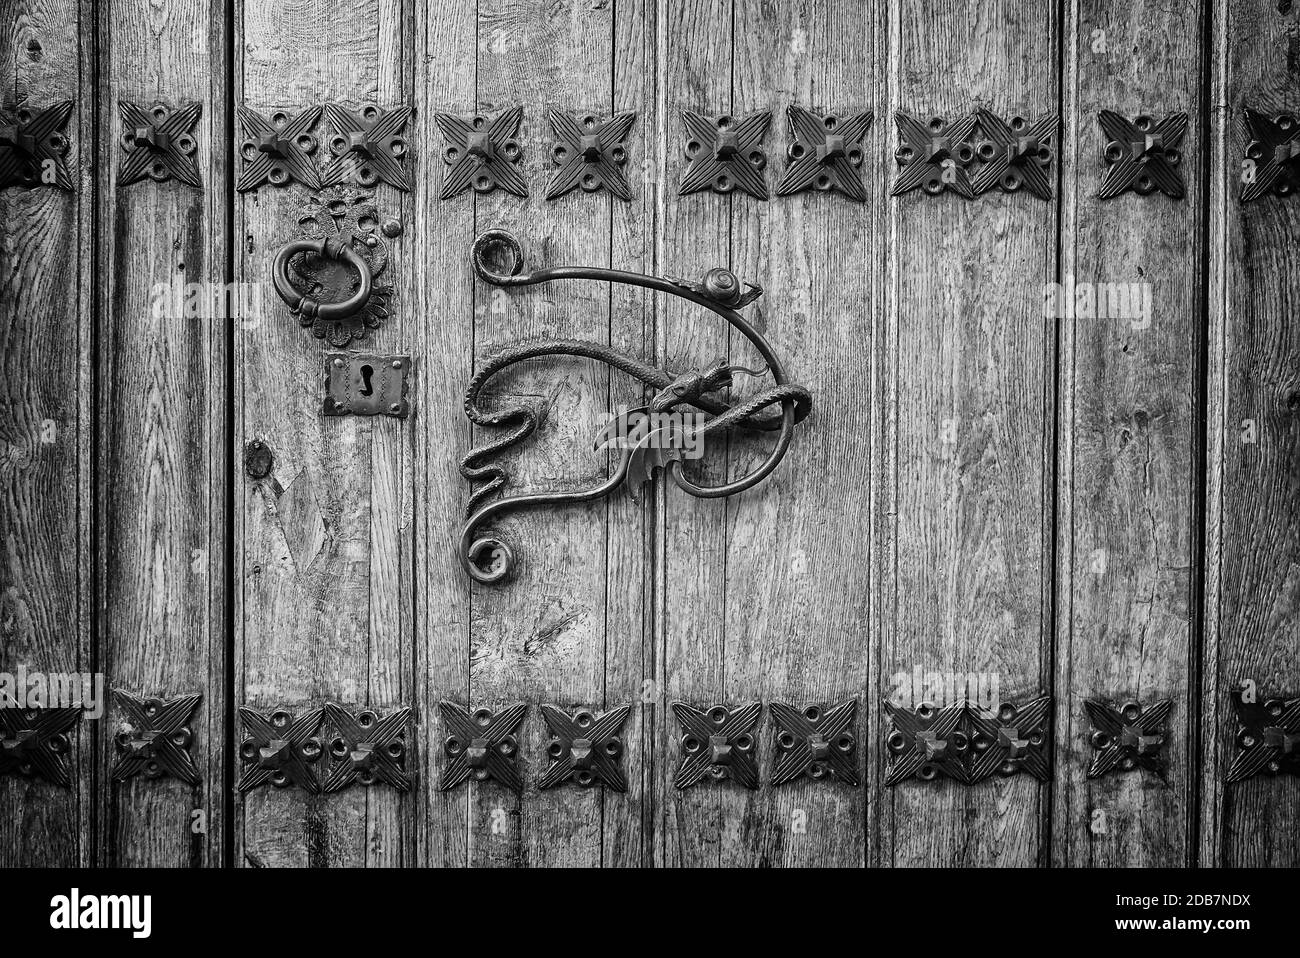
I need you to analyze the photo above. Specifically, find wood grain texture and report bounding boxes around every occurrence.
[876,2,1057,867]
[1052,0,1204,868]
[236,0,412,866]
[95,0,228,867]
[605,0,655,868]
[415,0,474,870]
[467,0,622,868]
[654,0,732,869]
[722,0,877,868]
[1202,0,1300,868]
[0,0,91,868]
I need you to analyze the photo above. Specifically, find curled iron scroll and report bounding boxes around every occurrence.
[459,230,812,583]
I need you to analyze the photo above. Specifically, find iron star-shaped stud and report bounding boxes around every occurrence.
[770,699,859,787]
[322,103,413,192]
[439,701,527,792]
[1241,109,1300,202]
[679,110,771,199]
[1083,698,1171,780]
[1226,688,1300,782]
[538,704,631,790]
[236,706,324,793]
[971,108,1059,199]
[434,106,527,199]
[546,109,636,200]
[0,100,75,191]
[671,701,761,789]
[1098,110,1187,199]
[966,696,1052,784]
[774,106,872,201]
[322,703,412,792]
[891,111,977,198]
[237,105,322,191]
[111,690,202,785]
[0,706,81,787]
[118,100,202,188]
[883,700,969,785]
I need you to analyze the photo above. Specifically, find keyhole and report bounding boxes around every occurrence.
[359,364,374,396]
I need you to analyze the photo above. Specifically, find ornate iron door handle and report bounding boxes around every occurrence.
[459,230,812,583]
[272,235,374,322]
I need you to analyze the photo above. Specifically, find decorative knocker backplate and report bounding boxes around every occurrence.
[457,230,812,583]
[273,188,400,346]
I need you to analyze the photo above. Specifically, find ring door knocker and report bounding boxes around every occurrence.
[271,189,398,346]
[458,229,813,584]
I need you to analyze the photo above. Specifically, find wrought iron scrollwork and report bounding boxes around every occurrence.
[457,230,811,583]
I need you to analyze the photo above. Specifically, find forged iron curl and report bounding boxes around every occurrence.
[459,230,812,584]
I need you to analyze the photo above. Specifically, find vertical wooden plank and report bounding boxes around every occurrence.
[722,0,877,867]
[654,0,731,869]
[0,0,92,867]
[877,3,1057,867]
[96,0,228,867]
[1203,0,1300,868]
[1052,0,1204,867]
[237,0,411,866]
[606,0,655,868]
[415,0,474,870]
[467,0,617,867]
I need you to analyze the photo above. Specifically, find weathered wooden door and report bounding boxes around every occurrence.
[2,0,1298,868]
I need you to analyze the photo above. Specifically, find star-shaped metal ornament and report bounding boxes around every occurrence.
[680,110,771,199]
[1097,111,1187,199]
[0,706,80,787]
[965,697,1052,784]
[1226,688,1300,783]
[118,100,202,188]
[774,107,872,200]
[770,699,859,787]
[111,690,202,785]
[237,105,322,191]
[1083,698,1171,780]
[883,700,970,785]
[671,701,761,790]
[1241,109,1300,202]
[891,111,977,198]
[0,100,74,191]
[971,109,1058,199]
[538,704,630,790]
[439,701,527,792]
[546,109,636,200]
[322,103,413,192]
[237,706,324,794]
[435,107,527,199]
[322,703,412,792]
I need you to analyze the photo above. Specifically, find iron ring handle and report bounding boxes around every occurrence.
[272,237,374,321]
